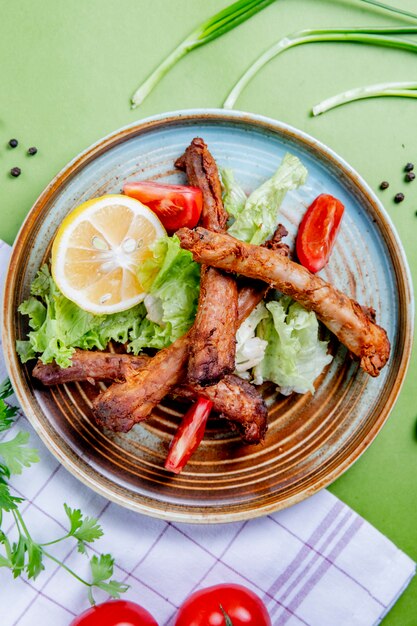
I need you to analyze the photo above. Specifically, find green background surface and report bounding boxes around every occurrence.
[1,0,416,622]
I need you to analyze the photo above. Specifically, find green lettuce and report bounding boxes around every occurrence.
[17,236,200,367]
[136,235,200,343]
[227,153,308,244]
[17,265,148,368]
[220,168,247,219]
[253,297,333,395]
[235,303,269,378]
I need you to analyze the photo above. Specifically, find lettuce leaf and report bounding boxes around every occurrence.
[17,265,147,368]
[17,236,200,368]
[253,297,333,395]
[220,168,247,219]
[227,153,308,245]
[137,235,200,343]
[235,303,269,379]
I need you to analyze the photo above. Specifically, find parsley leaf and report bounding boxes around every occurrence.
[0,553,11,568]
[0,379,18,432]
[0,403,18,432]
[63,504,83,534]
[26,541,45,579]
[0,379,127,602]
[11,535,26,578]
[64,504,103,553]
[0,432,39,475]
[90,554,129,598]
[0,379,13,401]
[0,483,23,511]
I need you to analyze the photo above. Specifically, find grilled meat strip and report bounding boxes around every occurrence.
[93,333,190,432]
[32,350,146,385]
[188,266,238,386]
[33,351,267,444]
[177,375,268,444]
[175,138,238,386]
[175,137,227,232]
[92,279,267,436]
[177,227,390,377]
[92,225,290,436]
[92,280,269,437]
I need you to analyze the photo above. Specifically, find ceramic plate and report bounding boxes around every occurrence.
[2,109,413,523]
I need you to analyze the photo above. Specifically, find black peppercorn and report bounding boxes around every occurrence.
[405,172,415,182]
[10,167,21,177]
[394,192,405,203]
[8,139,18,148]
[405,162,414,172]
[27,146,37,156]
[379,181,389,190]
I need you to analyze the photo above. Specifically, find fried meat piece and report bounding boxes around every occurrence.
[93,333,190,432]
[175,137,227,232]
[92,276,273,438]
[91,224,291,436]
[188,265,238,386]
[32,350,147,385]
[35,224,290,442]
[176,138,238,386]
[177,375,268,444]
[34,351,267,444]
[92,276,270,438]
[177,227,390,377]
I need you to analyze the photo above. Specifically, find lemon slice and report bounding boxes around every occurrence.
[51,194,166,314]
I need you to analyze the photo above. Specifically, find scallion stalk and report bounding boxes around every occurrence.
[359,0,417,20]
[223,27,417,109]
[131,0,276,109]
[312,81,417,115]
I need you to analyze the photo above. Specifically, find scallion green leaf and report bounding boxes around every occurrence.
[359,0,417,20]
[131,0,276,108]
[223,27,417,109]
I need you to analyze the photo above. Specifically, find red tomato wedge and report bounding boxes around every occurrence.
[174,584,271,626]
[296,193,344,273]
[70,600,158,626]
[165,398,213,474]
[123,181,203,232]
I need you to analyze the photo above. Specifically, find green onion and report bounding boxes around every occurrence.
[223,27,417,109]
[312,81,417,116]
[359,0,417,20]
[131,0,276,109]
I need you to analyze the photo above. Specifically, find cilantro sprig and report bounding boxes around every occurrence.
[0,379,128,604]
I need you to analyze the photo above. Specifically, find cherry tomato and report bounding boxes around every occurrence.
[296,193,344,273]
[175,584,271,626]
[70,600,158,626]
[165,397,213,474]
[123,181,203,232]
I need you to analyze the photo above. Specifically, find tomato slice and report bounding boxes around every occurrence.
[70,600,158,626]
[165,397,213,474]
[123,181,203,232]
[174,584,271,626]
[296,193,344,273]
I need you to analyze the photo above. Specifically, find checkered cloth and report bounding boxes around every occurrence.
[0,240,414,626]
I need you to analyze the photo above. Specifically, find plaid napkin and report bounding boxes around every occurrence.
[0,240,414,626]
